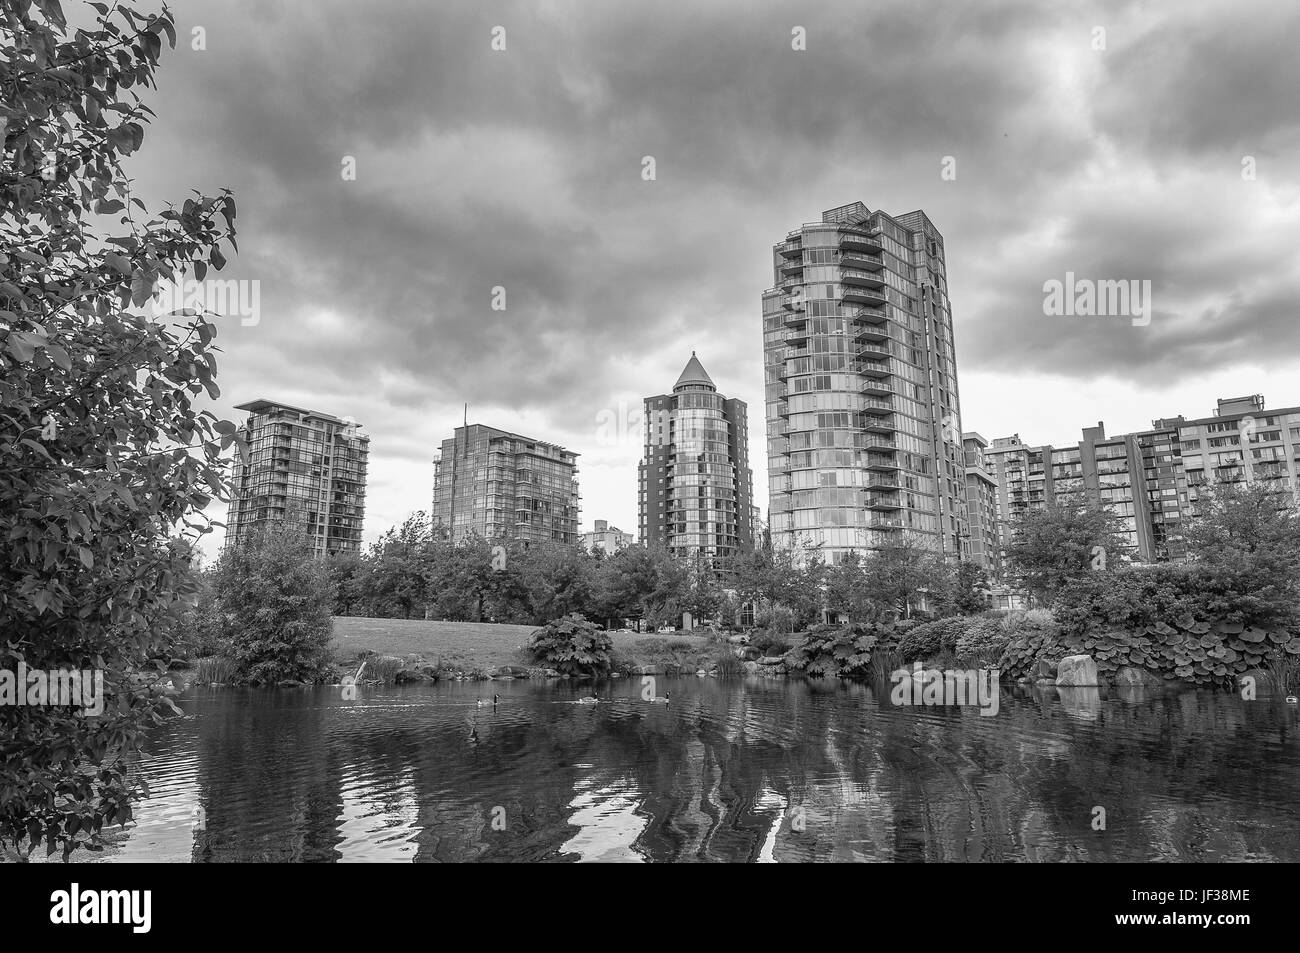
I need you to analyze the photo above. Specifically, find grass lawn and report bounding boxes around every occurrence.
[331,617,710,672]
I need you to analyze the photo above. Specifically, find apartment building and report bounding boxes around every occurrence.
[582,519,634,553]
[961,432,1002,576]
[763,202,970,565]
[638,353,754,561]
[225,398,369,557]
[431,424,580,545]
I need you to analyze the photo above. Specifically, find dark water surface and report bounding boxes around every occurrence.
[83,677,1300,862]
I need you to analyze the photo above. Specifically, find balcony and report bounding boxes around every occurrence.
[861,377,893,397]
[779,258,803,276]
[785,329,810,346]
[865,451,901,470]
[849,305,887,323]
[782,313,808,330]
[777,239,803,259]
[856,358,892,378]
[857,343,891,362]
[840,252,884,271]
[864,470,900,489]
[854,325,891,345]
[842,286,886,306]
[862,397,893,413]
[839,229,882,254]
[862,436,896,453]
[841,267,886,288]
[864,413,897,434]
[867,517,904,530]
[865,492,902,510]
[780,297,805,312]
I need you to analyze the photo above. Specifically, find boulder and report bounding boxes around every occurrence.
[1056,654,1100,688]
[1114,666,1163,689]
[757,655,787,666]
[727,634,750,645]
[743,661,761,674]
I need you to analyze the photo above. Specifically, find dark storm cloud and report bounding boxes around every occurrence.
[124,0,1299,539]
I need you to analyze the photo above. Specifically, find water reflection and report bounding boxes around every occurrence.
[67,678,1300,862]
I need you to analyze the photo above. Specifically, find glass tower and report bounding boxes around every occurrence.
[763,202,969,564]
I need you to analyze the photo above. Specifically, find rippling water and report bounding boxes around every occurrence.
[67,677,1300,862]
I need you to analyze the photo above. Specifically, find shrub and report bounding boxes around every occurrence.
[898,617,967,663]
[954,616,1011,666]
[997,610,1069,679]
[751,628,794,655]
[528,614,613,676]
[213,527,337,685]
[787,622,885,678]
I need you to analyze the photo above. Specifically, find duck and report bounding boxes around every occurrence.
[649,692,671,704]
[476,694,500,708]
[576,695,600,705]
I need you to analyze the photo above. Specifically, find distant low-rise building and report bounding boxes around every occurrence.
[582,519,633,553]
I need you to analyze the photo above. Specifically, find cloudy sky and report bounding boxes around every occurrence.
[120,0,1300,556]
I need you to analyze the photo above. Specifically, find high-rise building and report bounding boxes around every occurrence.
[582,519,634,553]
[431,424,580,545]
[637,352,754,560]
[961,432,1002,576]
[764,201,969,564]
[225,398,369,557]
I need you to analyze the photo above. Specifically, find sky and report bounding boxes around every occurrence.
[114,0,1300,557]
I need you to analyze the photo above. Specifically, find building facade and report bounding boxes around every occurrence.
[431,424,580,545]
[582,519,634,553]
[982,393,1300,570]
[638,353,754,561]
[763,201,970,565]
[225,398,369,557]
[961,432,1002,576]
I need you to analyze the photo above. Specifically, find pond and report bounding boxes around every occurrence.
[76,676,1300,862]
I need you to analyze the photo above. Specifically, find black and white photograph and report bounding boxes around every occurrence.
[0,0,1296,918]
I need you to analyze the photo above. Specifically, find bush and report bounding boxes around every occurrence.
[172,572,223,660]
[997,610,1068,679]
[954,616,1011,666]
[213,527,337,685]
[751,628,794,655]
[787,622,886,678]
[898,617,967,663]
[528,614,613,676]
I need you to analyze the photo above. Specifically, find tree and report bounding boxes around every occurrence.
[823,551,886,623]
[326,551,368,617]
[864,533,946,618]
[1,1,240,858]
[1005,500,1127,605]
[1182,480,1300,627]
[368,512,432,619]
[212,527,336,684]
[931,560,990,617]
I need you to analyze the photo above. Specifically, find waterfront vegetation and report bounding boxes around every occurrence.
[1,2,242,859]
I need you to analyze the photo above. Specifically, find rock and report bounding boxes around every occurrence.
[1055,654,1100,688]
[393,669,427,683]
[493,665,531,678]
[743,661,761,674]
[610,671,622,678]
[757,655,786,666]
[727,634,750,645]
[635,665,658,675]
[1114,666,1163,689]
[276,679,303,688]
[696,669,707,677]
